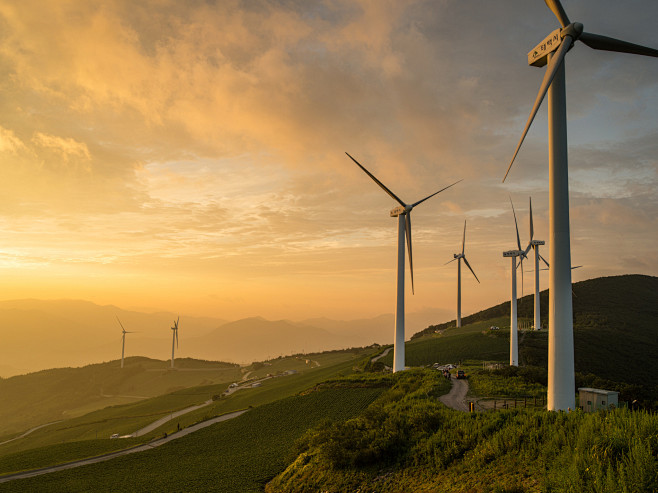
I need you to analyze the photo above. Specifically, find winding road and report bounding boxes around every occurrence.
[0,421,62,447]
[371,347,392,364]
[439,378,470,412]
[0,410,248,484]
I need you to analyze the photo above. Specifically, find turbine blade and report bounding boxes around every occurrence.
[544,0,570,28]
[539,253,550,268]
[462,220,466,256]
[503,38,571,182]
[462,256,480,284]
[176,329,179,348]
[510,197,522,252]
[116,316,126,332]
[444,257,458,266]
[410,179,463,208]
[406,213,414,295]
[579,32,658,58]
[529,197,534,241]
[345,152,406,207]
[571,265,582,270]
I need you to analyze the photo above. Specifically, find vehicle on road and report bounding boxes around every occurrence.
[110,433,119,439]
[456,370,466,379]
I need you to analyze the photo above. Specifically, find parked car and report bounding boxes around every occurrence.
[456,370,466,379]
[489,326,500,330]
[110,433,119,439]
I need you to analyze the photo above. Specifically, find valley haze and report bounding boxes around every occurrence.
[0,299,450,376]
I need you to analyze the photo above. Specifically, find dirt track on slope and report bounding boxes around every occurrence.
[439,378,470,411]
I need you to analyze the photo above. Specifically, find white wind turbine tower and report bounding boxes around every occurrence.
[170,317,179,369]
[503,198,526,367]
[503,0,658,411]
[346,152,460,372]
[117,316,135,369]
[524,198,549,331]
[445,220,480,328]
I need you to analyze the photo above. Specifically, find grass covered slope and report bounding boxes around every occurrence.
[0,385,385,492]
[405,275,658,403]
[267,370,658,493]
[414,274,658,340]
[0,357,240,439]
[379,328,509,369]
[0,348,373,474]
[522,275,658,385]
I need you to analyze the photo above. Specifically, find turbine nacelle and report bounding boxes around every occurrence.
[503,250,524,258]
[389,204,411,217]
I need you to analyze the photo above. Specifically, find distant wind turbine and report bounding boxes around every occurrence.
[445,220,479,328]
[502,0,658,411]
[524,198,549,331]
[170,317,179,369]
[116,316,135,369]
[504,199,525,367]
[510,197,528,298]
[346,152,460,372]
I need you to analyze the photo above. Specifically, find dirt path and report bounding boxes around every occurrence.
[0,410,248,484]
[439,378,470,412]
[371,347,392,363]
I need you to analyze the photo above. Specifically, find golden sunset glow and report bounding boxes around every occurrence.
[0,0,657,372]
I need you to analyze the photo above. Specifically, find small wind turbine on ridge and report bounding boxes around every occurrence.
[445,220,479,328]
[504,198,525,367]
[346,152,461,372]
[170,317,180,369]
[524,197,549,331]
[502,0,658,411]
[116,316,135,369]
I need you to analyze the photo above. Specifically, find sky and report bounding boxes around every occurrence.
[0,0,657,323]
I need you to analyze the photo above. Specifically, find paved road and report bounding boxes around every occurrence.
[131,399,215,437]
[0,410,248,484]
[439,378,470,411]
[0,421,62,447]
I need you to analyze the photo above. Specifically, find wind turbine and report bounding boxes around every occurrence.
[116,316,135,369]
[170,317,179,369]
[346,152,460,372]
[445,220,479,328]
[503,0,658,411]
[504,198,526,367]
[524,198,549,331]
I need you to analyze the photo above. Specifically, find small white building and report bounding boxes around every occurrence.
[578,388,619,412]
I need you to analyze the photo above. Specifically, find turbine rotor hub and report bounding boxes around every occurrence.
[560,22,583,42]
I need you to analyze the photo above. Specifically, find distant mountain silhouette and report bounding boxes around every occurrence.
[0,300,447,375]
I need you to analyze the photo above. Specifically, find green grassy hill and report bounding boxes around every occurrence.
[0,348,372,470]
[414,274,658,338]
[404,275,658,402]
[265,370,658,493]
[0,275,655,492]
[0,357,240,439]
[0,385,385,493]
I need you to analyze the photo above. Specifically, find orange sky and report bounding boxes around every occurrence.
[0,0,657,322]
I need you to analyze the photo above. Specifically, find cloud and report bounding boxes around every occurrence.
[0,126,26,153]
[32,132,91,167]
[0,0,656,321]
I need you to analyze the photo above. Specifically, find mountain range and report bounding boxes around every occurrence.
[0,299,450,377]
